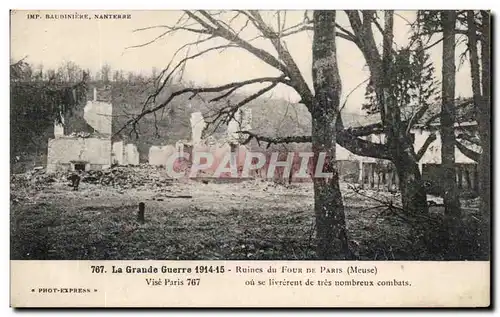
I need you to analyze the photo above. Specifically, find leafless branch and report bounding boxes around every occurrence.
[204,80,281,134]
[456,131,481,146]
[415,133,436,161]
[114,76,286,137]
[455,140,480,162]
[420,99,474,128]
[344,122,385,137]
[423,36,444,50]
[140,43,241,117]
[236,122,391,160]
[238,130,311,148]
[246,10,314,105]
[341,77,370,112]
[406,103,431,134]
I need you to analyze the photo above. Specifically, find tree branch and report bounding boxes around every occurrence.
[238,127,391,160]
[238,130,311,148]
[335,111,391,160]
[114,76,286,137]
[344,122,385,137]
[246,10,314,106]
[406,103,431,134]
[414,98,474,129]
[455,139,480,162]
[139,43,240,117]
[337,130,391,160]
[185,11,290,77]
[456,128,482,145]
[415,132,436,161]
[204,80,281,135]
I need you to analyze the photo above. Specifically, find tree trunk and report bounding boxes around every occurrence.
[479,10,491,219]
[478,10,491,257]
[344,11,430,215]
[311,11,349,259]
[468,10,490,257]
[441,10,461,215]
[393,150,429,214]
[382,11,429,215]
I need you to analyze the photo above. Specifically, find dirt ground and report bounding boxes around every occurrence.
[10,168,484,261]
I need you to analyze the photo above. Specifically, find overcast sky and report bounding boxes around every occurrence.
[11,10,473,113]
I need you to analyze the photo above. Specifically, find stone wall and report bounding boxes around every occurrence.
[124,143,140,165]
[83,100,113,135]
[149,145,177,166]
[46,137,112,173]
[112,141,124,165]
[190,112,206,145]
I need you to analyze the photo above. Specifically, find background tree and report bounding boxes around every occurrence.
[465,10,490,256]
[416,10,491,255]
[10,60,88,169]
[56,61,83,83]
[113,70,125,82]
[344,10,439,215]
[440,10,461,215]
[101,63,112,83]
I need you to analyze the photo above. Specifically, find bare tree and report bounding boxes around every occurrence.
[57,61,83,83]
[440,10,461,215]
[417,10,490,254]
[118,10,390,259]
[101,63,112,83]
[10,60,89,168]
[466,10,490,255]
[344,10,435,215]
[118,10,450,256]
[113,70,125,82]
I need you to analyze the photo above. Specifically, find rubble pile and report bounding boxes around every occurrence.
[10,165,174,191]
[11,167,60,189]
[80,165,173,189]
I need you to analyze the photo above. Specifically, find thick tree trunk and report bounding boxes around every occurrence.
[441,11,461,215]
[393,148,429,214]
[383,11,429,215]
[468,10,490,257]
[478,10,491,257]
[312,119,349,259]
[311,11,349,259]
[479,11,491,220]
[345,11,430,216]
[477,144,490,210]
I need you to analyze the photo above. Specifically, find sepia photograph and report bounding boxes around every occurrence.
[10,9,491,265]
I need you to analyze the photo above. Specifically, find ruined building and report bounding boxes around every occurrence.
[148,106,253,168]
[46,87,139,173]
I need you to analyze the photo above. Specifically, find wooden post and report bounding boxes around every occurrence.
[457,165,463,189]
[394,172,399,191]
[382,170,387,190]
[464,167,471,191]
[470,164,477,192]
[474,164,479,191]
[369,163,375,188]
[358,160,364,187]
[138,202,145,223]
[387,170,393,191]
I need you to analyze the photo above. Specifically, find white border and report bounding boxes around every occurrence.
[2,1,498,315]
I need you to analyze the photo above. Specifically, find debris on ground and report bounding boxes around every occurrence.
[10,165,485,261]
[79,166,174,189]
[11,165,175,191]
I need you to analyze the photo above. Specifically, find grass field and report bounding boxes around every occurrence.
[10,173,484,261]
